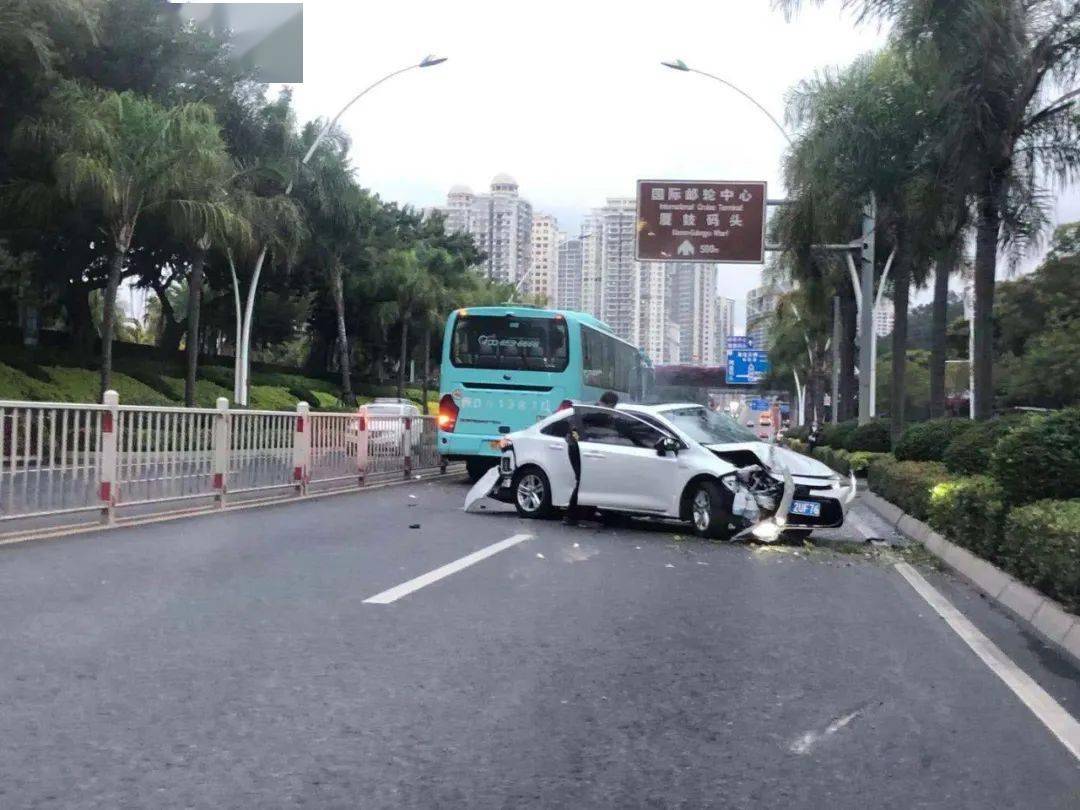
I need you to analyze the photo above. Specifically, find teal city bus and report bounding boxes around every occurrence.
[437,306,649,480]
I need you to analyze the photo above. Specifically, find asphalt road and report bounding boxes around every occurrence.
[0,478,1078,809]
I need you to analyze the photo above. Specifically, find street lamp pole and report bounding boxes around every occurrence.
[661,58,882,425]
[661,59,792,145]
[234,55,447,405]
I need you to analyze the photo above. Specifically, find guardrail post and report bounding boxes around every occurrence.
[99,389,119,524]
[212,396,230,508]
[293,401,310,496]
[402,416,413,480]
[356,411,368,487]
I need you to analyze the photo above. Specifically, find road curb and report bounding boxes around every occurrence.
[860,491,1080,668]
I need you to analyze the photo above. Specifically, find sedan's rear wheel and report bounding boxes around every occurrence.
[690,481,734,540]
[512,467,554,519]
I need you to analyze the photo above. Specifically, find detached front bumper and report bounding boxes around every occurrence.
[490,453,516,503]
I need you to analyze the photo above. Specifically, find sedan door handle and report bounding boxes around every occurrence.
[582,451,606,459]
[547,443,565,450]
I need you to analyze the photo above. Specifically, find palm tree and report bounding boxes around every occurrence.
[15,81,237,398]
[776,0,1080,419]
[380,248,436,401]
[168,180,253,406]
[294,133,377,407]
[783,48,940,439]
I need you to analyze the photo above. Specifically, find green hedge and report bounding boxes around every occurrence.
[785,438,808,454]
[812,446,851,475]
[868,458,951,521]
[1002,500,1080,613]
[928,476,1007,560]
[786,424,811,442]
[845,420,891,452]
[848,451,890,475]
[942,419,1015,475]
[894,418,977,462]
[820,419,858,449]
[991,408,1080,506]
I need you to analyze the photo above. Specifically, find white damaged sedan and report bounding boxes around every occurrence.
[480,403,856,541]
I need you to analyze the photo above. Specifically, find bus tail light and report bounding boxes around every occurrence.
[438,394,459,432]
[557,399,573,412]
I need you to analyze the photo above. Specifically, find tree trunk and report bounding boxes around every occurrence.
[972,186,1002,421]
[396,317,409,400]
[329,263,355,406]
[929,248,955,418]
[421,322,432,415]
[839,287,858,421]
[65,280,95,364]
[99,225,132,401]
[153,279,185,356]
[889,248,911,443]
[184,240,209,407]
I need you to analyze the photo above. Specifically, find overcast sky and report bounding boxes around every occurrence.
[278,0,1080,328]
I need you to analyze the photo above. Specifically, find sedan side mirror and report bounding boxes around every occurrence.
[656,436,680,456]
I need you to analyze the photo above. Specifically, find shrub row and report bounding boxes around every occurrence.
[866,457,952,522]
[1002,500,1080,614]
[894,418,976,462]
[813,418,892,452]
[889,408,1080,508]
[928,476,1007,560]
[867,456,1080,617]
[991,409,1080,506]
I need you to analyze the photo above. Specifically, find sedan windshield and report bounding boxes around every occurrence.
[661,407,760,444]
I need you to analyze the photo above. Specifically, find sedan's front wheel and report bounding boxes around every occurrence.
[690,481,734,540]
[512,466,554,519]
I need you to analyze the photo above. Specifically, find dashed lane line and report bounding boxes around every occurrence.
[363,533,533,605]
[894,561,1080,762]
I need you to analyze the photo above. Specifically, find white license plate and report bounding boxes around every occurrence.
[790,500,821,518]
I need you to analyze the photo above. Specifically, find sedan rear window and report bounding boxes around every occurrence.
[451,315,568,371]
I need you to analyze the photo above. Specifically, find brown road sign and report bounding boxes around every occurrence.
[636,180,767,263]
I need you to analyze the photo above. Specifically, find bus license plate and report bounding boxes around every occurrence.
[790,500,821,518]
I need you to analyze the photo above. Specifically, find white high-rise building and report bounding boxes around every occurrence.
[525,214,558,302]
[555,233,583,311]
[598,198,639,344]
[745,259,792,350]
[874,299,895,337]
[580,212,603,319]
[637,262,667,362]
[440,175,532,285]
[666,263,719,365]
[715,297,735,360]
[664,322,682,364]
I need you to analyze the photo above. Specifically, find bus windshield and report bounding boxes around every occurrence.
[451,315,569,371]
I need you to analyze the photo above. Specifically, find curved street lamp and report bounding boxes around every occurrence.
[661,59,791,145]
[297,54,449,173]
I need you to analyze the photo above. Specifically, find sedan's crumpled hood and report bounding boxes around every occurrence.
[704,442,837,478]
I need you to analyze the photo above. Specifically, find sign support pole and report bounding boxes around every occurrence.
[858,194,876,425]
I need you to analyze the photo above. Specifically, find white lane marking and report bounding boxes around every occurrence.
[789,709,862,754]
[363,534,533,605]
[894,562,1080,762]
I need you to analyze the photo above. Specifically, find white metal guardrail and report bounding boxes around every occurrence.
[0,391,450,530]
